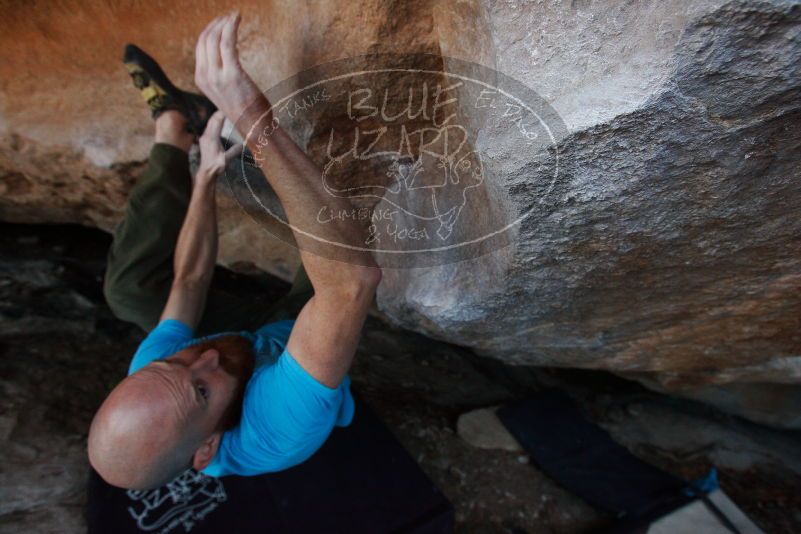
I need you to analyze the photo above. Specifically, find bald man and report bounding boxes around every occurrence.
[89,13,381,490]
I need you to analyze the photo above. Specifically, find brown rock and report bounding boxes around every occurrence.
[457,407,522,452]
[2,0,800,427]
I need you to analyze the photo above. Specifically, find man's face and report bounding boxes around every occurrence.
[134,336,253,435]
[88,335,254,489]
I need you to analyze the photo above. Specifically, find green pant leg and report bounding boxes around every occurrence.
[255,263,314,323]
[199,220,315,331]
[217,263,314,329]
[282,263,314,316]
[104,143,193,332]
[287,263,313,298]
[103,142,256,334]
[104,142,306,334]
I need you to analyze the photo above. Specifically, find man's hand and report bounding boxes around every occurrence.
[194,12,263,121]
[197,110,243,182]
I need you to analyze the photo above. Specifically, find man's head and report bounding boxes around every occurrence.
[88,335,255,490]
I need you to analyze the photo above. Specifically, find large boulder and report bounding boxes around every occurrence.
[1,0,800,426]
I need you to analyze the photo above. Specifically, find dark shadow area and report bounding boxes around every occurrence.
[1,222,799,533]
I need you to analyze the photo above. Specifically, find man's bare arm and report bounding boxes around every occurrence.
[160,111,242,329]
[194,13,381,387]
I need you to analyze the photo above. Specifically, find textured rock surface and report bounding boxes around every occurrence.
[382,0,801,426]
[456,407,523,451]
[1,1,800,425]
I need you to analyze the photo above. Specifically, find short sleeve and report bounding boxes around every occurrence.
[128,319,194,375]
[202,348,354,477]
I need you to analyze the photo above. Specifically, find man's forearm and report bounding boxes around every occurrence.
[235,98,380,292]
[173,175,218,288]
[159,111,235,330]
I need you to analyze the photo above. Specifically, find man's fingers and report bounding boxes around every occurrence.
[224,143,244,163]
[204,15,227,69]
[195,18,213,75]
[202,111,226,141]
[220,12,241,68]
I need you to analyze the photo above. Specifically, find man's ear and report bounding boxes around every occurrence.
[192,433,222,472]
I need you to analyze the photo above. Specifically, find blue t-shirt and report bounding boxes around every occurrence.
[128,319,355,477]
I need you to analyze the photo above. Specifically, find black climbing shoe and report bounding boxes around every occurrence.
[123,44,217,136]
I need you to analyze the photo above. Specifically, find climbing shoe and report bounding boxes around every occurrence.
[123,44,216,136]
